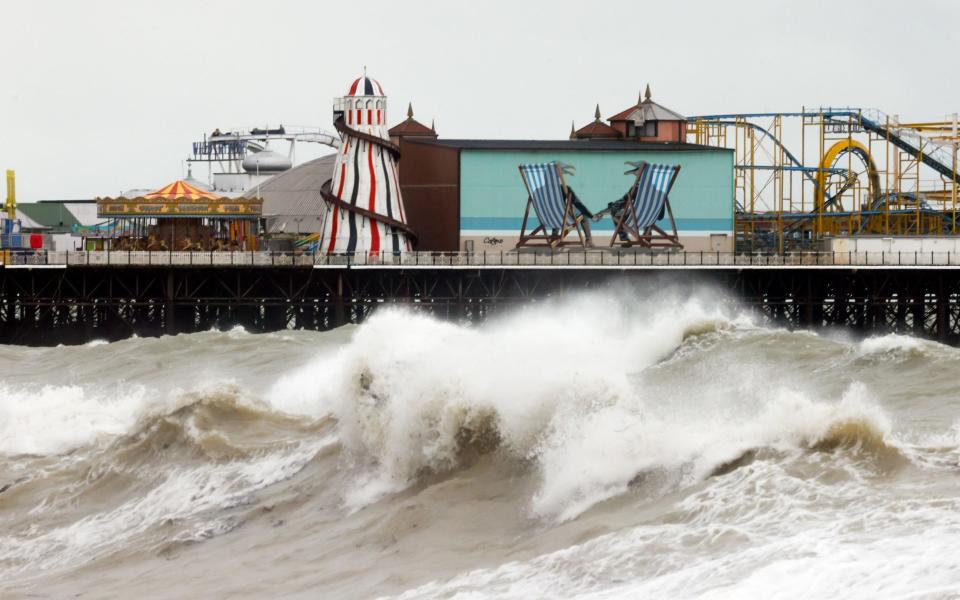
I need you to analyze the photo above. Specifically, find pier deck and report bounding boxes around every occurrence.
[2,251,960,345]
[6,249,960,269]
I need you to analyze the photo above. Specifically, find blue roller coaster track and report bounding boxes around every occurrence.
[690,109,960,185]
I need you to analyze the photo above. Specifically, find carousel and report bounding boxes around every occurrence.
[92,180,263,251]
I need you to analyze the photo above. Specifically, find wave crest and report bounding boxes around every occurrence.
[0,380,327,458]
[268,293,910,521]
[270,291,738,508]
[809,417,894,454]
[858,334,948,360]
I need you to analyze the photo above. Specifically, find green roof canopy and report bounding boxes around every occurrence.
[17,203,82,232]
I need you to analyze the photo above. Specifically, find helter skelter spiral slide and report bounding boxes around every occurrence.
[320,72,416,256]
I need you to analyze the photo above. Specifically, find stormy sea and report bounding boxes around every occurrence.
[2,287,960,599]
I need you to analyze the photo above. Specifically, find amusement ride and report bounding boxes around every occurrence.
[688,109,960,251]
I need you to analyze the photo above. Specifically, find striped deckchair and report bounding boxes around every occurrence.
[517,162,591,248]
[609,161,682,248]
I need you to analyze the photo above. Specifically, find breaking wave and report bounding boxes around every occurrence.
[857,333,948,359]
[266,290,908,521]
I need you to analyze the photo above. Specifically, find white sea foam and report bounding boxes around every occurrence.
[390,439,960,600]
[269,291,731,503]
[0,378,270,457]
[267,290,903,520]
[531,383,891,521]
[0,383,156,456]
[858,333,936,356]
[392,493,960,600]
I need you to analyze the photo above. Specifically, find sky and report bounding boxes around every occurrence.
[0,0,956,202]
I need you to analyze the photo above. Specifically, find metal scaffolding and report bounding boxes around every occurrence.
[688,109,960,252]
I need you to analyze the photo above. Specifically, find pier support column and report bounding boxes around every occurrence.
[333,273,346,327]
[165,269,175,334]
[911,295,925,336]
[800,275,816,328]
[264,303,288,332]
[937,277,949,341]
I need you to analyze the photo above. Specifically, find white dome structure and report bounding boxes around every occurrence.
[183,166,212,191]
[242,150,292,173]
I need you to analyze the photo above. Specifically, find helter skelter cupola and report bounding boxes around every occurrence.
[321,71,414,255]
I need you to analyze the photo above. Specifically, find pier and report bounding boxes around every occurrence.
[3,250,960,346]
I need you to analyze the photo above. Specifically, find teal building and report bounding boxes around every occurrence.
[398,138,734,252]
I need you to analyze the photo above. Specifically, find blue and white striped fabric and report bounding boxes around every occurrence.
[520,163,570,230]
[633,164,678,229]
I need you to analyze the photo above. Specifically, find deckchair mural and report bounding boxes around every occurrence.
[596,161,682,249]
[516,162,593,248]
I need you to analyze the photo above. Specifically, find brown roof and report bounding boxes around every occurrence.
[389,102,437,138]
[388,117,437,138]
[572,120,622,139]
[571,104,622,139]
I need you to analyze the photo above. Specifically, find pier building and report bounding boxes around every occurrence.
[396,141,733,253]
[391,87,734,252]
[575,85,688,143]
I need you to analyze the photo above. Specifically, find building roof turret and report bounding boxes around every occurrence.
[571,104,622,140]
[609,84,685,123]
[388,103,438,139]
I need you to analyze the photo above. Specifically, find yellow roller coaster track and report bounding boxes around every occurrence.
[814,139,880,213]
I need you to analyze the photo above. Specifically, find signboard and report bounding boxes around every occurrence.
[96,199,262,217]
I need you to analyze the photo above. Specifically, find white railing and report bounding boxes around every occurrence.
[0,251,317,267]
[4,249,960,268]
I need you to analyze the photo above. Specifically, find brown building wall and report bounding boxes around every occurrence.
[610,119,686,143]
[397,139,460,251]
[654,121,686,143]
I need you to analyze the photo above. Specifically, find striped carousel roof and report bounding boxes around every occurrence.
[347,75,385,97]
[143,180,223,201]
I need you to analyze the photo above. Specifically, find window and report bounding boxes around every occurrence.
[628,121,658,138]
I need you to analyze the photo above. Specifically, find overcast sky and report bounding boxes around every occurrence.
[1,0,956,201]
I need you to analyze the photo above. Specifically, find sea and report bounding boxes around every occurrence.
[2,286,959,599]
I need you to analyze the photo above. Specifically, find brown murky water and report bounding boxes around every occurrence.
[2,289,960,598]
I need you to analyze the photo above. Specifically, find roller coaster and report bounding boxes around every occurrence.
[688,109,960,252]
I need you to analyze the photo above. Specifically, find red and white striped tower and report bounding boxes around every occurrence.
[321,73,413,255]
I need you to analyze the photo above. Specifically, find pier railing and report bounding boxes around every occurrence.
[4,249,960,268]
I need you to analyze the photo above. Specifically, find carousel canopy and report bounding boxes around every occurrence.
[143,180,222,201]
[97,179,262,219]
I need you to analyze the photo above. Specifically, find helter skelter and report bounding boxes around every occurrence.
[320,72,415,255]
